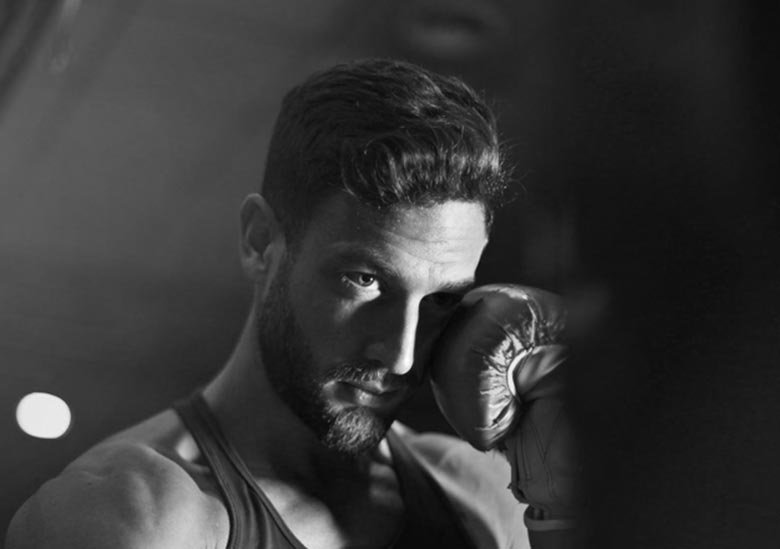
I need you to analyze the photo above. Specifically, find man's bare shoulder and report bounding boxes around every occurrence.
[392,423,530,549]
[7,417,228,549]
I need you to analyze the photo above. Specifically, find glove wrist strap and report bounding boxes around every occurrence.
[523,507,577,532]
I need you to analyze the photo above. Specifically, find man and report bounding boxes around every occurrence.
[7,59,573,548]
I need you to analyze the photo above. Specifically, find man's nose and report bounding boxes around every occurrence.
[363,300,420,376]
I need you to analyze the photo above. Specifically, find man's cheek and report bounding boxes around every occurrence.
[302,305,360,362]
[418,312,451,348]
[410,315,453,379]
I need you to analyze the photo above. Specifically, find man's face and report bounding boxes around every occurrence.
[257,193,488,456]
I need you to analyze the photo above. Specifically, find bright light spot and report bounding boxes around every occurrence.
[16,392,72,439]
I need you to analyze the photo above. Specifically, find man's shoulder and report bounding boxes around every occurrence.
[6,436,228,549]
[392,422,513,480]
[391,422,530,549]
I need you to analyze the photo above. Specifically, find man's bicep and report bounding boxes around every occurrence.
[5,452,218,549]
[6,487,48,549]
[6,471,150,549]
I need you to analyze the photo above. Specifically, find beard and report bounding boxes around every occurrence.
[256,257,409,457]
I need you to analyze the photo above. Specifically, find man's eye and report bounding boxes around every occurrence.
[423,292,463,310]
[342,272,379,289]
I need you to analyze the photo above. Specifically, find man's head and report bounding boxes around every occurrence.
[261,58,508,245]
[243,59,509,457]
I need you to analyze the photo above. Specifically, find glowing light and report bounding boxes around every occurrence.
[16,392,72,439]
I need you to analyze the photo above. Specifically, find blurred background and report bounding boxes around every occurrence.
[1,1,778,546]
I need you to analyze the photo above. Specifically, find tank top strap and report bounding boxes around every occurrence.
[386,427,478,548]
[173,393,303,549]
[173,393,253,548]
[174,392,476,548]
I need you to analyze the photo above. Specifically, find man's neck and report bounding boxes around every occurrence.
[200,311,406,549]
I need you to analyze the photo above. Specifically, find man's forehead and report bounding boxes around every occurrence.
[304,193,489,246]
[286,193,488,295]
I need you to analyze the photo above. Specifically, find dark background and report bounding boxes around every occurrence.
[2,1,778,547]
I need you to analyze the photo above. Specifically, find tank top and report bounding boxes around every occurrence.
[173,394,477,548]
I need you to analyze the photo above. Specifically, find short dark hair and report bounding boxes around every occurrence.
[261,58,509,242]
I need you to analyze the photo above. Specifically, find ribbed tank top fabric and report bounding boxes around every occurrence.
[173,393,476,548]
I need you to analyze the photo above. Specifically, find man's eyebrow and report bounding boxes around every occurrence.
[325,246,399,275]
[326,245,475,294]
[434,279,476,295]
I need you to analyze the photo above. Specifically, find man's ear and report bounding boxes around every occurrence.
[239,193,285,283]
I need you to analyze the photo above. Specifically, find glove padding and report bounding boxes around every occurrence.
[506,398,579,520]
[430,284,577,519]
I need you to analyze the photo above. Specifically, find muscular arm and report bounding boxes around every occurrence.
[6,442,227,549]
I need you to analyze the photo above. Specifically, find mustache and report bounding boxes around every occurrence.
[322,361,420,391]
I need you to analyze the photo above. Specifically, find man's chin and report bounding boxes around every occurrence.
[320,407,393,457]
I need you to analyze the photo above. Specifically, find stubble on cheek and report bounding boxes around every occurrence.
[256,261,397,456]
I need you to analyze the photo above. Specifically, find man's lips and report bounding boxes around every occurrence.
[342,381,403,396]
[333,380,409,409]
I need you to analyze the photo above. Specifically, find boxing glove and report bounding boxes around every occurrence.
[430,284,578,523]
